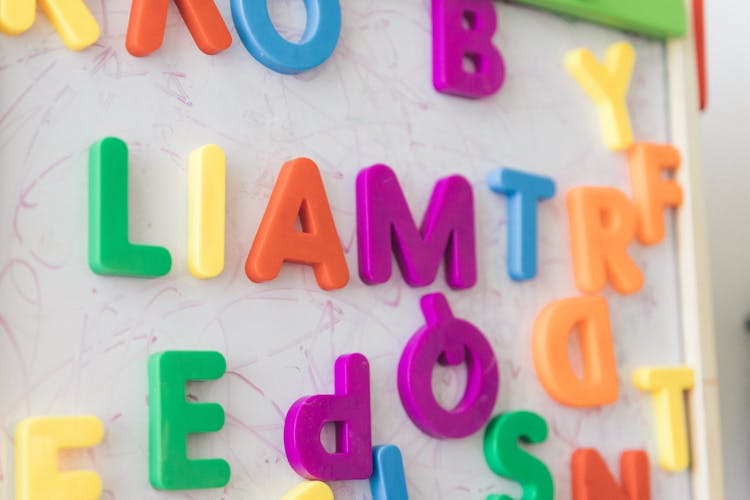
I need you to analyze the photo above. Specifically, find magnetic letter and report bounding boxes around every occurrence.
[149,351,230,490]
[572,449,650,500]
[532,296,619,407]
[231,0,341,74]
[281,481,334,500]
[89,137,172,278]
[188,144,226,279]
[0,0,99,50]
[633,367,694,471]
[399,293,498,438]
[357,164,476,289]
[126,0,231,56]
[565,42,635,151]
[284,353,372,480]
[484,411,554,500]
[370,445,409,500]
[567,187,643,295]
[246,157,349,290]
[488,168,556,281]
[432,0,505,98]
[627,143,682,245]
[15,416,104,500]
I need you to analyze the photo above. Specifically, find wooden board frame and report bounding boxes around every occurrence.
[668,0,724,498]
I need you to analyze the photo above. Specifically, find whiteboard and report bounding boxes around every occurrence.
[0,0,715,498]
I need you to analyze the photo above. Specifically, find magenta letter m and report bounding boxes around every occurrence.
[356,164,477,289]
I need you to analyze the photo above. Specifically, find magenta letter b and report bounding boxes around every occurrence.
[432,0,505,98]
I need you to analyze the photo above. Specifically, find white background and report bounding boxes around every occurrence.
[0,0,713,498]
[702,0,750,497]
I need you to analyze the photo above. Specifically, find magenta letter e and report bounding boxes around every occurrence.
[398,293,499,438]
[284,353,372,480]
[432,0,505,98]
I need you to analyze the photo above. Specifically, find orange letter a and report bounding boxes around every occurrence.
[246,158,349,290]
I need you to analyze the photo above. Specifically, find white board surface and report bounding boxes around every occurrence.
[0,1,693,498]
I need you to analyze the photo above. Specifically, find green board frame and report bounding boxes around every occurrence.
[511,0,686,38]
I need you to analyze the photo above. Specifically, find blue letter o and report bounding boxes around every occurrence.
[231,0,342,74]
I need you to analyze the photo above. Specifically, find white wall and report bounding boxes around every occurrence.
[701,1,750,496]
